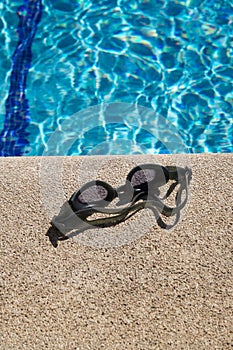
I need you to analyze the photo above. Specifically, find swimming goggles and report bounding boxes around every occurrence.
[51,163,192,237]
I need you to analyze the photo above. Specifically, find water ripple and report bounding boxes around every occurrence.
[0,0,232,155]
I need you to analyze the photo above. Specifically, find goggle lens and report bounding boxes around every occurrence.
[128,165,168,191]
[130,168,156,187]
[78,185,109,204]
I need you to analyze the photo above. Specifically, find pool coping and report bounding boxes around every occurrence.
[1,153,232,349]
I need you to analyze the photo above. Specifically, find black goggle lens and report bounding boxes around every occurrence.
[128,165,168,191]
[70,180,116,211]
[78,185,108,204]
[130,168,156,187]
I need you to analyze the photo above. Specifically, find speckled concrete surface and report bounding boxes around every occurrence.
[0,154,232,350]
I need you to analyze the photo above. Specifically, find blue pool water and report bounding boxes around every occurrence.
[0,0,232,156]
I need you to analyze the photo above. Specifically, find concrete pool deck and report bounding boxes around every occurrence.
[1,153,232,349]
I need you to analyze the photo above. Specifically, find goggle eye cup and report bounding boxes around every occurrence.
[127,164,169,191]
[69,180,116,211]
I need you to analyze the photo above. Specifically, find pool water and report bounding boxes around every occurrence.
[0,0,232,156]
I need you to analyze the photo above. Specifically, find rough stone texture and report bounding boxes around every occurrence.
[0,154,232,349]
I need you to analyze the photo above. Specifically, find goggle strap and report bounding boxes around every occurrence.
[161,181,179,200]
[156,209,181,230]
[66,198,183,237]
[166,165,191,182]
[51,201,94,234]
[65,201,147,238]
[54,195,187,239]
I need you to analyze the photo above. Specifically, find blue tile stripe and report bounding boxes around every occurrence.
[0,0,43,156]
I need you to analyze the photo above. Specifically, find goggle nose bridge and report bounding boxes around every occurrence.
[116,179,135,205]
